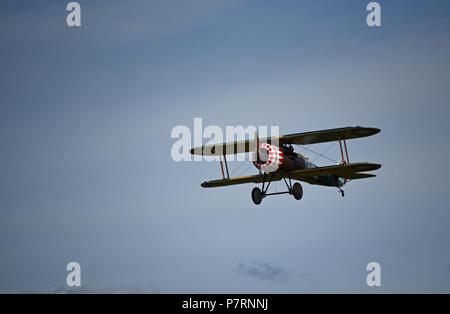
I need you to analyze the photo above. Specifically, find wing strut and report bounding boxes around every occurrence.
[343,139,350,163]
[338,138,351,186]
[219,155,225,179]
[223,154,230,179]
[219,155,230,180]
[338,139,350,164]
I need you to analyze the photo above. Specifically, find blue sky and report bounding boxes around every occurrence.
[1,0,450,293]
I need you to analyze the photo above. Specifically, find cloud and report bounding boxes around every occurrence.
[234,261,290,282]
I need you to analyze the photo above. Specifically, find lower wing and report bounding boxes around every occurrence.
[290,162,380,181]
[201,173,283,188]
[200,162,381,188]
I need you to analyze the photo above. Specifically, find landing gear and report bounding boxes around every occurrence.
[251,172,304,204]
[251,187,263,205]
[333,175,345,197]
[292,182,303,200]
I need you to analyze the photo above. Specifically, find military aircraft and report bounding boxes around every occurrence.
[190,126,381,205]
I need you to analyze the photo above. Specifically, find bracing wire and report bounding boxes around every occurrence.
[294,142,338,164]
[229,157,246,176]
[228,141,339,180]
[235,162,253,177]
[311,142,338,163]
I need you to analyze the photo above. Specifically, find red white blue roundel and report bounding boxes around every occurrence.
[252,143,284,173]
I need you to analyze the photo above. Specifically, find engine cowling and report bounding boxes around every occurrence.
[252,143,284,173]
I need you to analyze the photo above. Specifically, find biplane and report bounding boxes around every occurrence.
[190,126,381,204]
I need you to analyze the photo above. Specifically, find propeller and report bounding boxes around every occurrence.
[255,130,261,176]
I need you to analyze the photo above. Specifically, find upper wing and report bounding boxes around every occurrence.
[290,162,381,181]
[279,126,380,146]
[190,126,380,156]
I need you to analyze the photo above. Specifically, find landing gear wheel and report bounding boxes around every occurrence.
[251,187,263,205]
[292,182,303,200]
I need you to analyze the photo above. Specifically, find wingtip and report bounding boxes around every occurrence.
[373,127,381,135]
